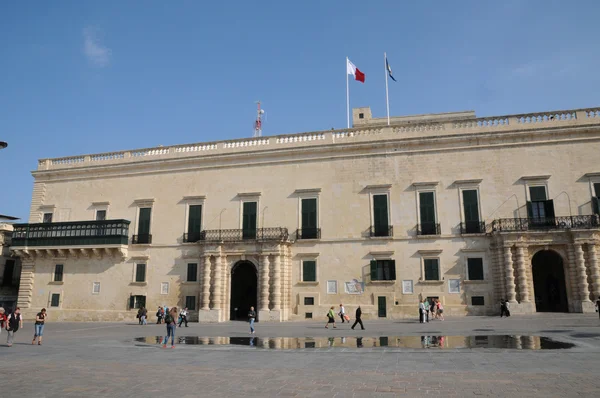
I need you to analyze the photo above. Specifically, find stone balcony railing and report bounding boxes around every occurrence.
[36,107,600,171]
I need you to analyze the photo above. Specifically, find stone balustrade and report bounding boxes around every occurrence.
[35,106,600,171]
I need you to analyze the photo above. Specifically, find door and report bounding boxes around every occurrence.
[242,202,257,239]
[377,296,387,318]
[373,195,389,236]
[462,190,480,233]
[301,198,317,239]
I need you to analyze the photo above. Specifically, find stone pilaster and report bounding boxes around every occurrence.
[212,255,223,309]
[504,245,517,304]
[575,244,590,302]
[515,245,530,303]
[588,243,600,300]
[221,255,228,321]
[17,260,35,309]
[271,254,281,311]
[259,254,270,312]
[201,255,211,310]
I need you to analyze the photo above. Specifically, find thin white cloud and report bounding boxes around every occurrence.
[83,27,111,67]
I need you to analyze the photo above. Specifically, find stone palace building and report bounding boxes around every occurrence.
[9,106,600,321]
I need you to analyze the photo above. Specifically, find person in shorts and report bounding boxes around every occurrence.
[436,299,444,321]
[33,308,47,345]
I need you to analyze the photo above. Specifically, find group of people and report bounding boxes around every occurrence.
[0,307,46,347]
[154,306,189,327]
[325,304,365,330]
[419,298,444,323]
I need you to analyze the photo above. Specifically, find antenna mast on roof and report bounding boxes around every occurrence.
[253,101,264,137]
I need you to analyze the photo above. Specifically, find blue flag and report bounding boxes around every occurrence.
[386,56,396,82]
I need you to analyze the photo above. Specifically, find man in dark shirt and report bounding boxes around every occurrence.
[351,306,365,330]
[596,296,600,320]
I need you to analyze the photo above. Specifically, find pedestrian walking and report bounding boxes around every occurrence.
[351,306,365,330]
[136,307,143,325]
[140,307,148,325]
[596,296,600,319]
[162,307,178,348]
[32,308,47,345]
[178,307,188,327]
[156,306,164,324]
[424,298,430,322]
[325,306,337,329]
[6,307,22,347]
[430,300,437,320]
[419,300,425,323]
[339,304,347,323]
[436,299,444,321]
[248,306,256,334]
[0,307,6,337]
[500,299,510,317]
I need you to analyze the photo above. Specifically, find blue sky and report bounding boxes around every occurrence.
[1,0,599,220]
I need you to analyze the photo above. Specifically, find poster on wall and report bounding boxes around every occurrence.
[327,280,338,294]
[402,280,414,294]
[344,279,365,294]
[448,279,460,294]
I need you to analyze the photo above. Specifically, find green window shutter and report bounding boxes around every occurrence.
[594,183,600,198]
[188,205,202,237]
[301,198,317,230]
[592,197,600,215]
[138,208,152,235]
[424,259,439,281]
[388,260,396,280]
[187,263,198,282]
[54,264,63,282]
[526,201,533,218]
[136,264,146,282]
[370,260,378,281]
[51,294,60,307]
[462,190,479,222]
[129,295,135,309]
[419,192,435,224]
[467,258,484,280]
[544,199,555,219]
[302,261,316,282]
[373,195,389,231]
[185,296,196,310]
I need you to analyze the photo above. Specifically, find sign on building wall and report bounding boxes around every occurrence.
[327,280,338,294]
[402,280,413,294]
[344,279,364,294]
[448,279,460,294]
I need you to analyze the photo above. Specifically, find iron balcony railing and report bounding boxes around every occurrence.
[132,234,152,244]
[11,219,130,247]
[369,225,393,237]
[417,222,441,236]
[491,215,600,232]
[198,227,289,243]
[183,232,202,243]
[295,228,321,240]
[460,221,486,234]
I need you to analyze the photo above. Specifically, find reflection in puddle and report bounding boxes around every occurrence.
[134,335,574,350]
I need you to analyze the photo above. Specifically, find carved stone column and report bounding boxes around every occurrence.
[575,243,591,302]
[588,243,600,299]
[271,253,281,311]
[201,255,211,310]
[515,245,530,303]
[212,255,222,309]
[504,245,517,303]
[17,259,35,309]
[221,255,228,320]
[259,254,270,311]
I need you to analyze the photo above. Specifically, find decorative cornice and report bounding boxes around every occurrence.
[584,172,600,178]
[294,188,322,194]
[237,192,261,198]
[92,201,110,206]
[418,249,443,255]
[412,181,439,187]
[296,252,320,257]
[454,179,483,185]
[521,175,551,181]
[182,195,206,201]
[365,184,392,190]
[133,198,155,204]
[369,250,394,258]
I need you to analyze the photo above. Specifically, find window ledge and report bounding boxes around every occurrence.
[131,244,152,247]
[181,281,199,285]
[460,233,487,237]
[130,282,147,286]
[368,236,394,240]
[418,280,444,285]
[416,235,442,239]
[463,280,488,284]
[296,238,321,242]
[49,281,64,285]
[297,281,319,286]
[370,280,396,284]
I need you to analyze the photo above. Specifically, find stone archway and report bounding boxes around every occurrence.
[230,260,258,321]
[531,250,569,312]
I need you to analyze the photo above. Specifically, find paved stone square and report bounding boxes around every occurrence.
[1,314,600,397]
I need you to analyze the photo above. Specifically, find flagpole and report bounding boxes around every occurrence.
[384,52,390,126]
[346,56,350,129]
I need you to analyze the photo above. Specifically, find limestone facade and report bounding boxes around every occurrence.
[9,106,600,321]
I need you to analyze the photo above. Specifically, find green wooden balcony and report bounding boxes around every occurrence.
[11,220,130,247]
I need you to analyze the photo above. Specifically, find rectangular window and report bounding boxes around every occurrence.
[467,258,484,280]
[595,183,600,198]
[462,189,481,233]
[302,260,317,282]
[187,205,202,242]
[187,263,198,282]
[301,198,318,239]
[43,213,53,223]
[419,191,437,234]
[2,260,15,286]
[129,295,146,309]
[135,264,146,282]
[242,202,257,239]
[161,282,169,295]
[529,186,547,201]
[304,297,315,305]
[92,282,100,294]
[424,258,440,281]
[136,207,152,243]
[50,293,60,307]
[372,194,390,236]
[593,183,600,215]
[370,259,396,281]
[95,210,107,221]
[327,280,337,294]
[185,295,196,310]
[471,296,485,306]
[54,264,64,282]
[305,312,313,319]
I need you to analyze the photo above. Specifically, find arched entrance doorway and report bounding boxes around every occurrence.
[230,261,258,321]
[532,250,568,312]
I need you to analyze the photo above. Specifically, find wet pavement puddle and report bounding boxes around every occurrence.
[134,335,575,350]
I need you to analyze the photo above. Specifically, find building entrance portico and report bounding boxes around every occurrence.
[230,260,258,321]
[531,250,568,312]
